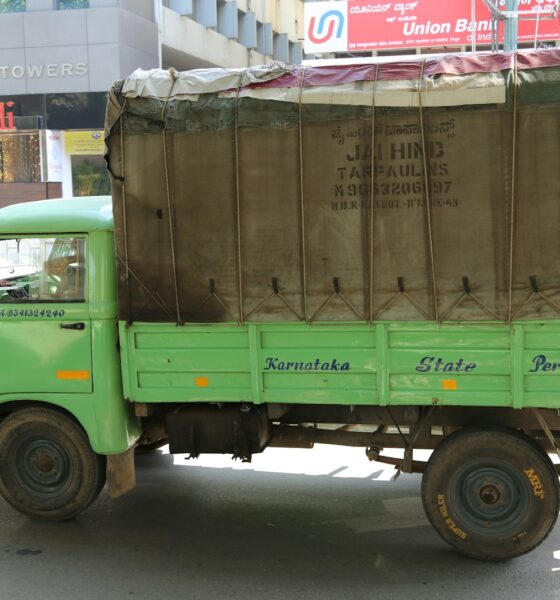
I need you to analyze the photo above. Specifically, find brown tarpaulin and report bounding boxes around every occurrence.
[105,57,560,323]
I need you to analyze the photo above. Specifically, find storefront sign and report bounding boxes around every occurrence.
[305,0,560,53]
[0,63,87,81]
[65,130,104,155]
[42,131,63,183]
[0,101,15,130]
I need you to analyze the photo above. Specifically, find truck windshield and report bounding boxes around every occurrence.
[0,237,86,303]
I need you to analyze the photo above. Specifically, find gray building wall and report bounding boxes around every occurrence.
[0,0,303,97]
[0,0,159,94]
[161,0,303,69]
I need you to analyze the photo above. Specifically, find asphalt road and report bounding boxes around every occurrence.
[1,445,559,600]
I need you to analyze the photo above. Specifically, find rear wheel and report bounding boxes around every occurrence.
[0,407,106,521]
[422,428,560,560]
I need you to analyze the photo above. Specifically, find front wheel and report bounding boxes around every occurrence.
[422,428,560,560]
[0,407,106,520]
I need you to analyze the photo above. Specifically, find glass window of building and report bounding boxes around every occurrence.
[0,0,25,13]
[57,0,88,9]
[71,156,110,197]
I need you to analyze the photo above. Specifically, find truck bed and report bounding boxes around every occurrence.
[119,320,560,409]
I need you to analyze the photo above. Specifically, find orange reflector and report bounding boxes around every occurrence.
[442,380,458,391]
[195,377,209,388]
[56,370,90,381]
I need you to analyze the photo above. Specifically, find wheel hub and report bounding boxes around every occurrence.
[452,462,530,535]
[14,437,72,497]
[479,484,501,505]
[33,453,55,474]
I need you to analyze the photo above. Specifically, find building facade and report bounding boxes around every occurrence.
[0,0,304,206]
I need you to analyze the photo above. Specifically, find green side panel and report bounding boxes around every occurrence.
[260,325,377,405]
[120,322,378,405]
[521,323,560,408]
[120,323,253,402]
[0,306,92,395]
[387,323,511,407]
[119,320,560,409]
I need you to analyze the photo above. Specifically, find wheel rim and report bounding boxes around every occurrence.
[13,436,73,498]
[450,460,531,535]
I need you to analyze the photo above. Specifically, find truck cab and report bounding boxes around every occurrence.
[0,196,140,520]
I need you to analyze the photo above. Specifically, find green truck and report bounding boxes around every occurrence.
[1,50,560,561]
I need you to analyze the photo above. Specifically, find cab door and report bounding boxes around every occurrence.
[0,235,92,395]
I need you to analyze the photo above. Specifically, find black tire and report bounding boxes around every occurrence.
[0,407,106,521]
[422,427,560,560]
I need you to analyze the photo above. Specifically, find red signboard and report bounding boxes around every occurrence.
[304,0,560,53]
[0,101,15,130]
[347,0,560,51]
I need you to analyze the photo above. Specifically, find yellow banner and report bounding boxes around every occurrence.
[65,130,104,155]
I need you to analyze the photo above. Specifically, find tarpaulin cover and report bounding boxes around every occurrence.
[105,50,560,324]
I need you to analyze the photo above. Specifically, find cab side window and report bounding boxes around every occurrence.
[0,237,86,303]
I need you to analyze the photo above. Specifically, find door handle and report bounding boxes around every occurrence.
[59,322,86,331]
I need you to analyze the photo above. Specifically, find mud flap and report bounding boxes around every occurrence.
[106,446,136,499]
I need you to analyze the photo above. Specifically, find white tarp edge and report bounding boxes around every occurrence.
[121,64,289,98]
[120,68,506,108]
[219,74,506,107]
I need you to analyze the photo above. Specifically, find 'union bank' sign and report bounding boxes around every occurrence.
[0,62,88,79]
